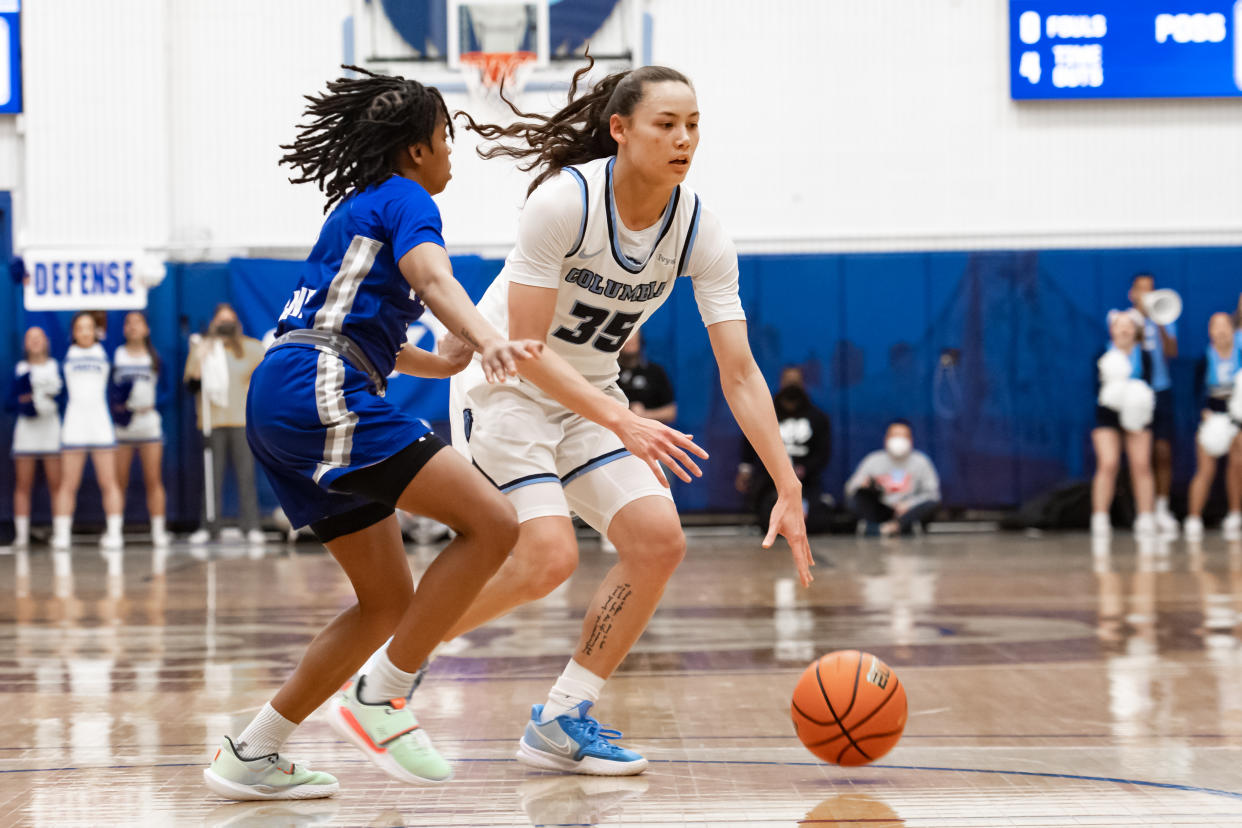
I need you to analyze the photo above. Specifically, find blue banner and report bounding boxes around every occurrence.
[0,0,19,114]
[1010,1,1242,99]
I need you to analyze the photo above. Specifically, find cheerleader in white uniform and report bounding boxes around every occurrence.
[1091,309,1156,538]
[54,311,124,549]
[1184,312,1242,539]
[10,326,63,548]
[112,311,169,547]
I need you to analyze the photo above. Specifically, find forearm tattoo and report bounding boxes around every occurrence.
[583,583,632,656]
[458,327,482,349]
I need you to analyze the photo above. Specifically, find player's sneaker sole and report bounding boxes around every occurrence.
[515,739,649,776]
[202,768,338,801]
[327,696,453,785]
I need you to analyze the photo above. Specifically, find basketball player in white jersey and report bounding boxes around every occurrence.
[112,311,170,547]
[441,63,815,775]
[10,326,63,549]
[55,311,124,549]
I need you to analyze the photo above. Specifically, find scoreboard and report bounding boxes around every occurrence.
[1009,2,1242,99]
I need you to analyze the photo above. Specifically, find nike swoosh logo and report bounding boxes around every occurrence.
[577,245,605,260]
[532,726,574,755]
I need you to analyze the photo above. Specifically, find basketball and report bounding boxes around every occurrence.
[791,650,907,766]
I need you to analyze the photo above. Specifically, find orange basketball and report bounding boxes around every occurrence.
[791,650,907,766]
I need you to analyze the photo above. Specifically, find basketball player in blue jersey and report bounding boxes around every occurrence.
[204,66,701,802]
[428,62,816,775]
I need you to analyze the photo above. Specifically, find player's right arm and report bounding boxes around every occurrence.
[507,283,706,486]
[398,242,543,383]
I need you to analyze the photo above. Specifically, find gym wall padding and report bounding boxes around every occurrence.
[4,246,1240,526]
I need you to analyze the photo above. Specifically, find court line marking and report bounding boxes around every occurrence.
[2,758,1240,802]
[2,731,1240,752]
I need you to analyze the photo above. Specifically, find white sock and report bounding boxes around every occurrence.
[14,516,29,545]
[541,660,606,722]
[1229,511,1242,520]
[360,651,420,704]
[151,515,166,537]
[235,702,298,760]
[105,514,123,538]
[53,515,71,541]
[1155,497,1170,517]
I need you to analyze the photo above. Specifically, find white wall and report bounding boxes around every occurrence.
[13,0,348,258]
[164,0,350,257]
[8,0,1242,258]
[20,0,169,250]
[657,0,1242,252]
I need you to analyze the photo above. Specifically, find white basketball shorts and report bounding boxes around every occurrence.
[450,375,672,535]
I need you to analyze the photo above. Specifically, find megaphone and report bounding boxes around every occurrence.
[1141,289,1182,326]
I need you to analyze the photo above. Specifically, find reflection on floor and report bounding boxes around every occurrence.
[1,529,1241,826]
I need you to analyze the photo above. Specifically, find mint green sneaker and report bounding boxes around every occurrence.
[327,675,452,784]
[203,736,339,801]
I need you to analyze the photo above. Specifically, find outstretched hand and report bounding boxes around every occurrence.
[616,413,709,488]
[480,339,544,383]
[764,490,815,587]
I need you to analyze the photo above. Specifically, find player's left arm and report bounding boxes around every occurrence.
[689,208,813,585]
[708,319,813,587]
[394,343,465,379]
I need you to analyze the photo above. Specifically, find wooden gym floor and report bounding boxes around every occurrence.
[1,527,1241,827]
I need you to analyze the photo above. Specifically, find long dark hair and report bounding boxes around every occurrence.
[126,311,162,375]
[280,66,454,212]
[458,59,693,196]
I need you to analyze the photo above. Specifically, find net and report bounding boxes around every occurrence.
[460,50,537,98]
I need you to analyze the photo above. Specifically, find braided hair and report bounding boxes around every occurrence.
[458,58,692,196]
[281,66,454,212]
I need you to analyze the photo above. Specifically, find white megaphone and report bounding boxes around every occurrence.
[1141,289,1182,326]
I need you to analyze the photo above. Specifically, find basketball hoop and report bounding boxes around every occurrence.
[461,50,536,99]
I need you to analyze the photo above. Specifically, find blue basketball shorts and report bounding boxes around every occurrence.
[246,344,437,536]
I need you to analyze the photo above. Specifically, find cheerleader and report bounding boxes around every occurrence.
[1185,312,1242,539]
[10,327,63,548]
[1092,309,1156,538]
[54,311,124,549]
[112,311,169,547]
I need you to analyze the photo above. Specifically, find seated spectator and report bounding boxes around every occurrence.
[618,331,676,424]
[737,365,832,533]
[845,419,940,537]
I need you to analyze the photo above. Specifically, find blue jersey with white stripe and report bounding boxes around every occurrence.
[276,175,444,377]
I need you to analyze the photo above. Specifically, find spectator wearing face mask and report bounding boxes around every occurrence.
[183,303,266,545]
[845,419,940,537]
[736,366,832,533]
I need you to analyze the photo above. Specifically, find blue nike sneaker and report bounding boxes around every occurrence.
[516,701,648,776]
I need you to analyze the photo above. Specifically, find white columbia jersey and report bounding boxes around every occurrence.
[475,156,745,387]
